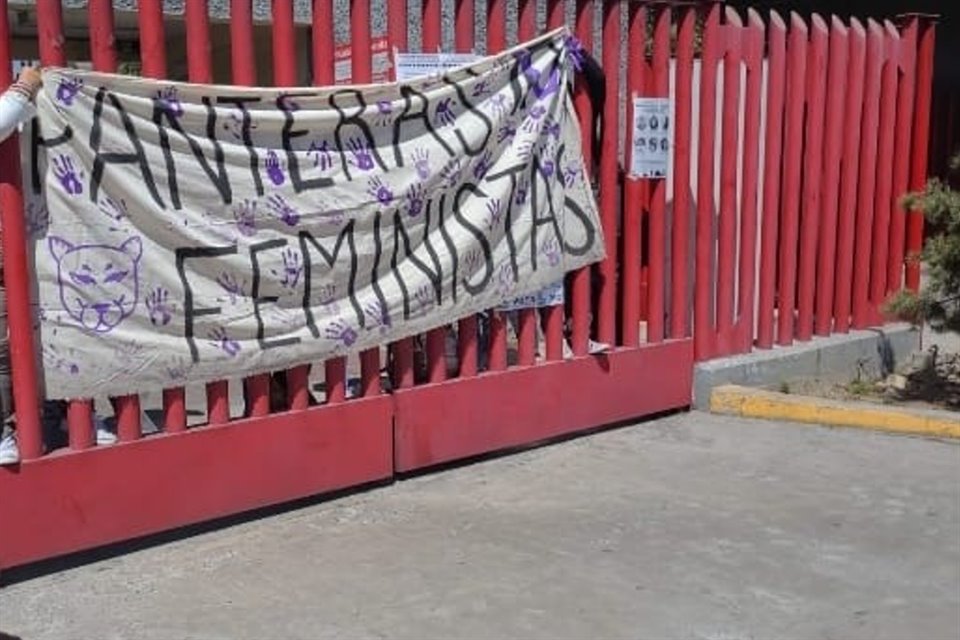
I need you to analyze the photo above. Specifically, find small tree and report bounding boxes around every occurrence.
[887,154,960,334]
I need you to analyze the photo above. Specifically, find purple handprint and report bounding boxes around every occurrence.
[43,344,80,376]
[562,162,580,187]
[207,326,241,357]
[543,116,561,141]
[540,158,556,179]
[348,138,376,172]
[471,79,492,99]
[523,104,548,133]
[485,93,510,118]
[222,110,258,140]
[325,319,358,348]
[56,77,83,107]
[26,201,49,238]
[145,286,174,326]
[411,147,431,181]
[264,150,285,186]
[497,120,517,144]
[217,272,247,304]
[462,248,484,276]
[271,248,303,290]
[484,199,504,231]
[319,209,346,226]
[363,300,391,334]
[434,98,457,127]
[539,237,561,268]
[317,283,340,314]
[98,195,127,222]
[413,284,436,317]
[473,150,493,181]
[233,199,258,237]
[367,177,394,206]
[563,34,588,72]
[308,140,334,170]
[440,158,464,189]
[156,86,184,118]
[374,100,393,127]
[515,179,529,206]
[267,194,300,227]
[164,356,193,381]
[405,184,426,218]
[52,155,83,195]
[495,261,517,297]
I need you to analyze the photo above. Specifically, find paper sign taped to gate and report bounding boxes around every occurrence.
[24,29,603,399]
[629,97,671,179]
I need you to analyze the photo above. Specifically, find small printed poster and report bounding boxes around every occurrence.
[334,37,392,84]
[629,97,671,179]
[393,52,481,82]
[498,281,565,311]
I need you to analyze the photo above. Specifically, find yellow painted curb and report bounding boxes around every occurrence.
[710,385,960,439]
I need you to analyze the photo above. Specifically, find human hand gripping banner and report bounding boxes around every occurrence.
[24,28,604,400]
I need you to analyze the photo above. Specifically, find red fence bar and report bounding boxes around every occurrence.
[515,0,538,367]
[485,0,507,370]
[833,18,866,333]
[0,0,42,459]
[455,0,475,51]
[756,10,786,349]
[851,21,884,329]
[547,0,564,29]
[735,10,764,353]
[694,2,721,360]
[645,4,669,345]
[886,19,917,294]
[814,16,849,337]
[867,23,900,317]
[795,14,827,342]
[423,0,442,51]
[621,0,645,348]
[670,5,696,341]
[905,15,936,292]
[715,9,743,355]
[776,13,807,346]
[138,0,167,78]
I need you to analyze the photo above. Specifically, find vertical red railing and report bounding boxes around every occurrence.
[833,18,866,334]
[455,0,475,52]
[715,8,743,355]
[646,4,669,345]
[851,21,884,329]
[423,0,442,51]
[814,16,849,337]
[886,18,917,295]
[0,0,42,458]
[905,15,936,293]
[543,0,565,359]
[735,10,764,353]
[776,13,807,347]
[486,0,507,370]
[756,10,786,349]
[516,0,538,367]
[670,5,696,341]
[694,2,721,360]
[795,14,827,342]
[596,0,620,346]
[621,1,645,349]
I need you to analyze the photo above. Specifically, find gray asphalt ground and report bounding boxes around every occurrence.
[1,411,958,640]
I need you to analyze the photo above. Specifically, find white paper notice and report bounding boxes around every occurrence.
[629,97,671,179]
[393,52,481,81]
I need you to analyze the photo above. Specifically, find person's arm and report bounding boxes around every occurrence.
[0,67,42,143]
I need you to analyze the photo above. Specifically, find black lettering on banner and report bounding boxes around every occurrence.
[277,92,334,194]
[250,239,302,350]
[392,86,455,167]
[391,201,444,318]
[453,183,494,296]
[299,222,363,337]
[436,193,461,303]
[153,95,232,210]
[330,89,387,180]
[561,195,596,257]
[366,213,390,330]
[177,245,237,363]
[89,87,165,208]
[484,161,527,282]
[30,122,73,193]
[442,76,493,157]
[217,96,264,197]
[529,152,563,271]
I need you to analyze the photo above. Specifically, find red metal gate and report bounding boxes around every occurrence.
[0,0,934,570]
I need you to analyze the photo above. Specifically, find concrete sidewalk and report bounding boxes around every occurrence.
[1,413,958,640]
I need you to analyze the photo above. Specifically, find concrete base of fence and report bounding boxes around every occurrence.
[692,323,920,410]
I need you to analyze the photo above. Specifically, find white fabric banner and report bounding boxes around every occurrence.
[24,29,604,400]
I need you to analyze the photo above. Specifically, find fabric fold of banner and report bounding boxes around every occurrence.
[24,28,604,399]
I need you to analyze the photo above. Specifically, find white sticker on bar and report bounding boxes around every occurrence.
[629,97,672,179]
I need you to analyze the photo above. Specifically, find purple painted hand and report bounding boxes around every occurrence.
[52,155,83,195]
[317,283,340,314]
[363,300,391,334]
[308,140,334,170]
[264,150,285,186]
[267,194,300,226]
[325,319,358,348]
[145,286,174,326]
[319,209,346,226]
[484,199,504,231]
[543,116,561,141]
[233,199,258,237]
[497,120,517,144]
[539,237,561,268]
[515,179,529,206]
[413,283,435,316]
[98,195,127,222]
[404,184,426,218]
[374,100,393,127]
[207,326,241,357]
[56,77,83,107]
[440,158,464,189]
[216,271,247,304]
[434,98,457,126]
[156,86,184,118]
[564,34,588,72]
[540,158,556,179]
[473,150,493,181]
[367,177,394,206]
[164,356,193,381]
[26,202,49,238]
[562,162,580,187]
[272,247,303,290]
[348,138,376,172]
[523,104,548,133]
[462,248,484,276]
[471,79,492,99]
[485,93,510,118]
[411,147,431,181]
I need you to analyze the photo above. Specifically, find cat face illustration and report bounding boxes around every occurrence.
[48,235,142,334]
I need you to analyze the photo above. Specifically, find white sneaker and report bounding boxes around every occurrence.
[0,432,20,465]
[59,415,118,446]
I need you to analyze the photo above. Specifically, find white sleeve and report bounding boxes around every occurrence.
[0,90,37,143]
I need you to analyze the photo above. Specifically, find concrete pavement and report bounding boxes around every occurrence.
[1,412,958,640]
